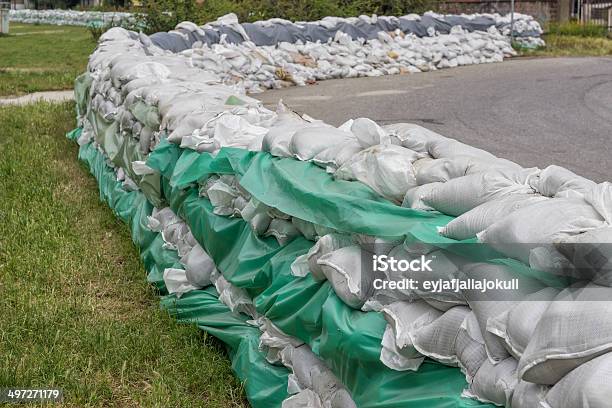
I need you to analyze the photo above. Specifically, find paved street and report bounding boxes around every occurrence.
[255,57,612,182]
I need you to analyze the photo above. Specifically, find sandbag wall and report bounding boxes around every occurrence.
[9,9,133,26]
[71,13,611,408]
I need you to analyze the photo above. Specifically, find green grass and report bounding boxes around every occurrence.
[0,102,248,408]
[547,21,609,37]
[0,23,95,97]
[516,34,612,57]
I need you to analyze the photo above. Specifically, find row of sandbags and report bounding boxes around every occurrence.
[150,12,544,52]
[255,109,612,283]
[144,205,357,408]
[197,161,612,407]
[182,25,518,93]
[79,15,609,408]
[9,9,133,26]
[84,20,523,170]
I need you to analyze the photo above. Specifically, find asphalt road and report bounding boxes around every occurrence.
[254,57,612,182]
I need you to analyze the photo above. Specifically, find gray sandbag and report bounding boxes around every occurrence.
[455,311,488,382]
[402,182,442,211]
[421,168,537,216]
[318,244,376,309]
[335,144,425,204]
[542,352,612,408]
[306,233,354,281]
[163,268,199,297]
[463,357,518,406]
[241,198,272,236]
[439,193,548,240]
[382,300,442,354]
[460,263,546,364]
[282,389,323,408]
[555,227,612,286]
[263,103,318,158]
[383,122,448,153]
[426,138,498,161]
[534,165,596,198]
[350,117,392,148]
[290,126,356,161]
[415,155,521,185]
[410,305,471,366]
[518,283,612,385]
[291,217,318,241]
[181,243,215,288]
[285,345,357,408]
[380,324,425,371]
[486,287,559,359]
[264,218,301,246]
[511,380,549,408]
[478,198,606,265]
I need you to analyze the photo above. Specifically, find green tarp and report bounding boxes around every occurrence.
[71,126,495,407]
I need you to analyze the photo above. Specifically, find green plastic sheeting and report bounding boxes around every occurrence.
[147,141,453,239]
[142,137,494,408]
[71,124,495,407]
[68,128,290,408]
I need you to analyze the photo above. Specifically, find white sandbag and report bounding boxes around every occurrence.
[241,198,272,236]
[181,244,215,288]
[455,311,488,382]
[478,198,606,264]
[410,306,471,366]
[386,247,469,311]
[335,144,424,204]
[427,138,498,161]
[312,140,363,171]
[290,126,356,161]
[317,245,375,309]
[283,345,357,408]
[439,193,548,240]
[291,217,318,241]
[511,380,549,408]
[542,352,612,408]
[380,324,425,371]
[421,169,537,216]
[518,283,612,385]
[213,272,257,317]
[383,122,448,153]
[463,357,518,406]
[415,155,520,185]
[402,182,442,211]
[163,268,199,297]
[460,263,546,364]
[534,165,596,198]
[263,103,316,158]
[282,389,323,408]
[207,179,239,216]
[584,182,612,223]
[555,227,612,286]
[306,233,354,281]
[350,117,392,148]
[264,218,301,246]
[147,206,181,232]
[486,287,558,359]
[382,300,443,351]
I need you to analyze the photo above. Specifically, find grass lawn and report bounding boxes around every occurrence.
[518,34,612,57]
[0,102,248,407]
[0,23,95,97]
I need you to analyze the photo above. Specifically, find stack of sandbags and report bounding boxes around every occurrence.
[183,25,518,94]
[9,9,133,26]
[75,12,612,408]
